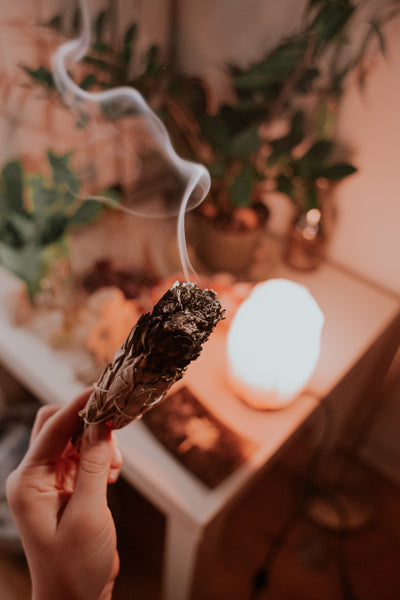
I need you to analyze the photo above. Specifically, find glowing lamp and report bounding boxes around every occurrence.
[226,279,324,409]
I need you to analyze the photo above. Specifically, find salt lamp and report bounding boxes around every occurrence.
[226,278,324,409]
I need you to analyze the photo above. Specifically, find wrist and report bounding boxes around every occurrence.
[32,581,113,600]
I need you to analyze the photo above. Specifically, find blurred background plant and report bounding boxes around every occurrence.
[19,3,268,233]
[19,0,400,265]
[0,151,108,298]
[220,0,400,216]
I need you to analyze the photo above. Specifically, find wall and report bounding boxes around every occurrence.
[0,0,173,198]
[329,16,400,297]
[177,0,307,107]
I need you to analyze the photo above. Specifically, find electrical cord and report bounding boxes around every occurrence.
[248,400,333,600]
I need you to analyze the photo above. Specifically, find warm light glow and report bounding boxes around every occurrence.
[227,279,324,409]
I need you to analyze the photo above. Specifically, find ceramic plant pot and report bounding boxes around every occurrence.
[189,213,265,276]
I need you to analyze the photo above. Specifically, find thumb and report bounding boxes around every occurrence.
[73,423,113,510]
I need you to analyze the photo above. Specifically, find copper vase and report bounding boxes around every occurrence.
[283,208,327,271]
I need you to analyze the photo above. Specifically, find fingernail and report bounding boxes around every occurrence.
[87,422,111,444]
[112,446,122,465]
[108,470,119,484]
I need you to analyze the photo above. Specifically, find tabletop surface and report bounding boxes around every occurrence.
[0,263,398,527]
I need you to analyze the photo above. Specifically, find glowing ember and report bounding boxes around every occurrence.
[226,278,324,409]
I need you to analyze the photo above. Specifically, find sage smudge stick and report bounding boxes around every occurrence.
[73,282,224,444]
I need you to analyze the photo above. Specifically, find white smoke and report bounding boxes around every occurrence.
[51,0,210,281]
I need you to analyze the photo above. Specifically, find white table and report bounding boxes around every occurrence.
[0,262,399,600]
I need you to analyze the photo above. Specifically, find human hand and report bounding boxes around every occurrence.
[6,389,123,600]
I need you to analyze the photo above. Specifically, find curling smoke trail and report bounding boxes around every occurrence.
[51,0,210,282]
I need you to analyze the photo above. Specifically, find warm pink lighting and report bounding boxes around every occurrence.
[226,279,324,409]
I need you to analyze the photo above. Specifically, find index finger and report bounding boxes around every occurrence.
[26,389,93,465]
[29,405,59,447]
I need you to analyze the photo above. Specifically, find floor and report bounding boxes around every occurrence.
[2,418,400,600]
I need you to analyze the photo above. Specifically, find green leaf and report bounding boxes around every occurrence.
[72,5,81,35]
[92,188,120,208]
[306,0,327,8]
[2,160,25,213]
[104,188,120,204]
[369,19,386,56]
[276,174,294,198]
[234,96,274,117]
[288,111,306,146]
[200,105,253,158]
[7,213,36,244]
[234,39,308,91]
[70,199,102,226]
[27,176,57,211]
[47,151,71,183]
[94,9,110,45]
[144,45,160,75]
[83,56,124,77]
[168,77,208,117]
[308,1,355,55]
[38,212,68,245]
[230,127,260,159]
[294,140,334,176]
[230,165,259,207]
[200,114,230,155]
[221,105,251,136]
[92,41,110,53]
[0,195,5,220]
[267,143,290,167]
[304,139,334,161]
[119,24,137,64]
[314,163,357,180]
[267,111,306,166]
[208,161,226,180]
[79,73,98,90]
[295,67,320,93]
[21,65,55,89]
[305,185,319,211]
[0,219,26,248]
[47,151,80,203]
[75,112,91,129]
[47,14,62,31]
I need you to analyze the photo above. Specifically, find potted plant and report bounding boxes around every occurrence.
[228,0,398,268]
[21,8,271,276]
[264,111,357,269]
[154,76,270,274]
[163,0,399,273]
[0,151,104,300]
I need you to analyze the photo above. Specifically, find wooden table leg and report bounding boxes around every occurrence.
[162,511,228,600]
[162,516,203,600]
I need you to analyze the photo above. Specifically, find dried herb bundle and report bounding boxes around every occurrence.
[74,282,224,442]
